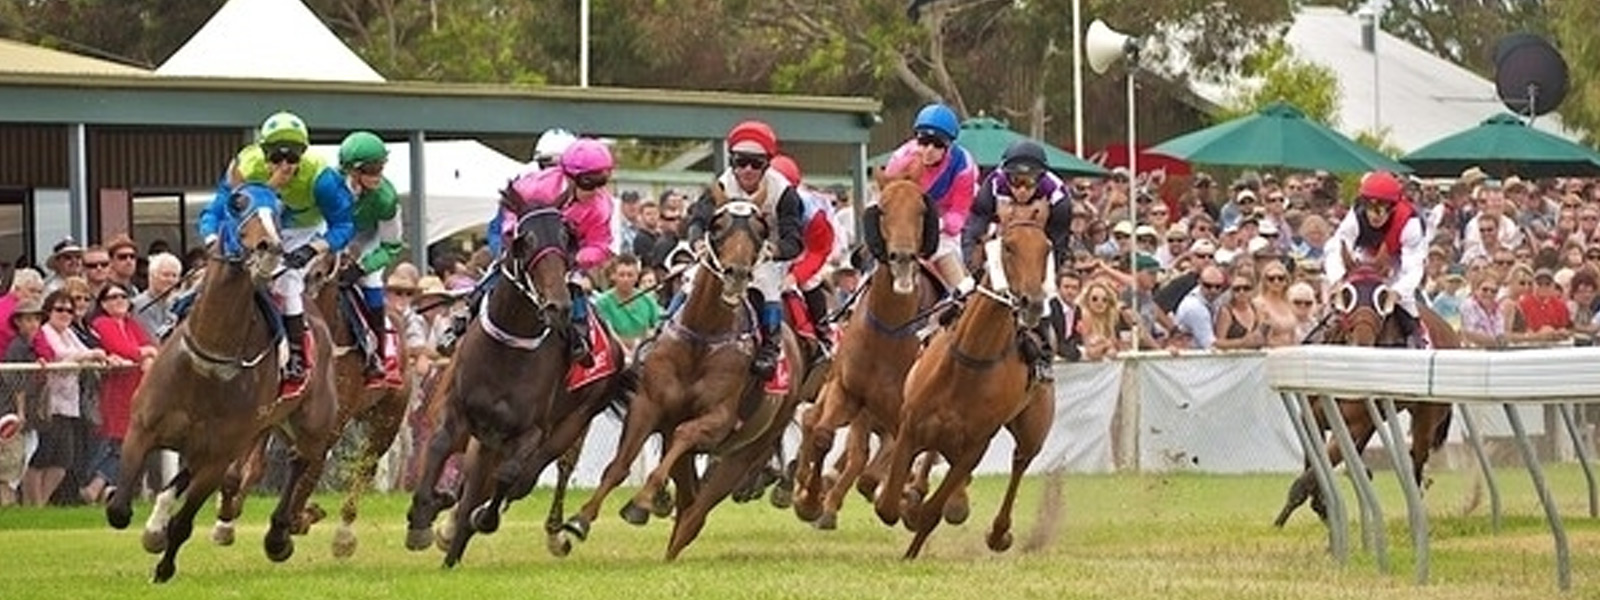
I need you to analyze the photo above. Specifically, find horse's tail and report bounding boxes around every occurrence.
[1430,405,1454,451]
[603,367,638,420]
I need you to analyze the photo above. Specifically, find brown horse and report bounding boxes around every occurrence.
[104,183,338,583]
[206,257,413,557]
[562,182,810,560]
[404,197,627,568]
[793,170,945,530]
[1272,243,1459,526]
[872,213,1056,559]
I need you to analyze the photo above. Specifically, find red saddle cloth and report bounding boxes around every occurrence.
[764,342,791,396]
[566,311,617,391]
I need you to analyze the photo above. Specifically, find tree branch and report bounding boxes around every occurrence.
[923,3,966,115]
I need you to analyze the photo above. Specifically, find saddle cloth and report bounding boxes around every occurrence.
[566,311,617,391]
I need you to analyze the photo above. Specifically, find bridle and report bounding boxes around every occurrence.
[696,200,772,285]
[182,199,281,380]
[481,208,569,350]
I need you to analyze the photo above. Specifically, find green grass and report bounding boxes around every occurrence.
[2,465,1597,600]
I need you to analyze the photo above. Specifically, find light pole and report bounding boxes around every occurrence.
[579,0,591,88]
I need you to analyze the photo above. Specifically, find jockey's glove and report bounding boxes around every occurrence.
[338,262,365,286]
[283,245,319,269]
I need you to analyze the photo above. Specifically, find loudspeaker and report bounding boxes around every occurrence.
[1086,19,1138,74]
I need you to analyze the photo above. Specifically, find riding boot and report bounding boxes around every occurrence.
[362,301,389,388]
[569,287,595,368]
[751,298,783,379]
[802,286,833,351]
[281,314,310,397]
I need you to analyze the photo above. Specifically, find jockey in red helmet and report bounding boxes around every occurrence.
[1323,170,1430,347]
[769,154,840,351]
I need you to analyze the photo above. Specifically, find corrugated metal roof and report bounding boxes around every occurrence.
[0,38,150,77]
[1185,6,1579,152]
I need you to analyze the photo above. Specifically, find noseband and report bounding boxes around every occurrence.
[698,200,771,283]
[481,208,569,350]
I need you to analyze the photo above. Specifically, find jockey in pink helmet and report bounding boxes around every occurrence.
[460,138,615,365]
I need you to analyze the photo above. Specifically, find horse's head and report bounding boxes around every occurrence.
[873,167,930,295]
[501,187,573,321]
[1329,241,1399,346]
[996,219,1052,329]
[216,183,284,283]
[702,182,771,306]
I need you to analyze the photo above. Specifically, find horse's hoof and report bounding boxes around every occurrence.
[106,504,132,530]
[651,489,673,518]
[152,561,176,584]
[794,496,823,523]
[470,504,500,534]
[943,501,970,525]
[769,484,793,509]
[265,535,295,563]
[404,527,434,552]
[856,478,877,503]
[546,532,573,558]
[561,518,590,542]
[434,522,455,553]
[211,521,236,546]
[331,524,357,559]
[987,530,1014,553]
[141,528,168,554]
[815,511,838,531]
[620,502,651,526]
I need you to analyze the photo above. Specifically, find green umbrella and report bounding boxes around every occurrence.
[871,116,1109,177]
[1400,113,1600,178]
[1149,100,1411,174]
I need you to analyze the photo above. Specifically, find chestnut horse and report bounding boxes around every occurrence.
[404,196,627,568]
[873,212,1056,559]
[1273,243,1459,526]
[206,258,413,557]
[793,170,945,530]
[562,182,809,560]
[104,183,338,583]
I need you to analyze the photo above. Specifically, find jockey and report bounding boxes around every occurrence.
[484,137,616,367]
[199,111,355,397]
[962,140,1070,380]
[334,131,406,388]
[877,102,979,301]
[768,154,838,350]
[681,120,805,380]
[1322,170,1430,348]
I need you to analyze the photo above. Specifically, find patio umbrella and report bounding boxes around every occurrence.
[871,116,1109,177]
[1400,113,1600,178]
[1149,100,1411,174]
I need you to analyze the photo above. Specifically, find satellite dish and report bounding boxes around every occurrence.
[1493,33,1569,117]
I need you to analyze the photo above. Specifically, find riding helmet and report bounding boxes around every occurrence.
[769,155,802,186]
[559,138,615,176]
[338,131,388,170]
[258,111,309,147]
[727,120,779,157]
[1358,171,1404,204]
[913,103,960,142]
[1000,140,1049,175]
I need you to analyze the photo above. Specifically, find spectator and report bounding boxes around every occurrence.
[1568,270,1600,346]
[130,253,183,340]
[1169,265,1227,350]
[1519,268,1572,341]
[1075,279,1124,361]
[42,238,84,293]
[0,268,45,350]
[1254,260,1299,347]
[1459,271,1507,348]
[593,254,661,356]
[83,282,150,504]
[25,289,109,506]
[1214,272,1266,350]
[103,234,142,294]
[1046,272,1083,362]
[79,246,112,298]
[1,298,45,506]
[1287,282,1320,341]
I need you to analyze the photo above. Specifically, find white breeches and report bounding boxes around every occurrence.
[272,225,324,316]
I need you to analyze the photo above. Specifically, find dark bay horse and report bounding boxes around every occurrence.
[562,183,810,560]
[1273,243,1459,526]
[793,171,944,530]
[104,183,338,583]
[207,258,413,557]
[873,214,1056,559]
[404,197,626,568]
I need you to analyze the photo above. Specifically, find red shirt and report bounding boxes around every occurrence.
[90,314,151,439]
[1518,294,1571,332]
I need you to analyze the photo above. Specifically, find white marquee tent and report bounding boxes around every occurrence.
[158,0,526,242]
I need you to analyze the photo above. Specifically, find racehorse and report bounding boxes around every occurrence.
[207,257,413,557]
[104,183,338,583]
[793,168,945,530]
[561,181,810,560]
[872,208,1056,559]
[404,193,627,567]
[1273,242,1459,526]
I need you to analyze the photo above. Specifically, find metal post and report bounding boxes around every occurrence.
[853,142,869,244]
[1503,402,1571,591]
[67,123,89,243]
[1557,403,1597,518]
[1125,70,1139,353]
[1369,398,1429,586]
[1317,395,1388,570]
[579,0,591,88]
[1071,0,1083,158]
[1291,393,1349,564]
[407,131,428,269]
[1457,404,1502,532]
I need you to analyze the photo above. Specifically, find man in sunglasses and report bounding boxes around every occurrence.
[200,110,355,398]
[456,138,617,367]
[877,102,978,304]
[678,120,804,380]
[961,140,1070,380]
[1322,170,1432,348]
[333,131,406,388]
